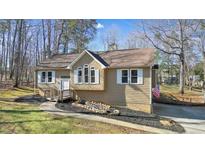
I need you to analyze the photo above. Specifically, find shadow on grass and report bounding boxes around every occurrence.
[0,116,68,125]
[0,109,44,114]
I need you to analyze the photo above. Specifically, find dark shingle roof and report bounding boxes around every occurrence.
[87,50,109,67]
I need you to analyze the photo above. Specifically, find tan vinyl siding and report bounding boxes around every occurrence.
[70,52,105,90]
[37,69,70,90]
[74,67,151,107]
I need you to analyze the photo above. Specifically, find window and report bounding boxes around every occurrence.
[90,67,95,83]
[84,65,89,83]
[130,69,138,83]
[41,72,46,83]
[121,69,129,83]
[74,65,99,85]
[117,68,143,85]
[77,67,82,83]
[48,72,52,83]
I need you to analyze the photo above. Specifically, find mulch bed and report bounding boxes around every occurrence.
[14,95,47,104]
[56,102,185,133]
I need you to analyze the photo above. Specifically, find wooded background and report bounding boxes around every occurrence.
[1,19,205,98]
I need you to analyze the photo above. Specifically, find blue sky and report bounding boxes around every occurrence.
[89,19,141,51]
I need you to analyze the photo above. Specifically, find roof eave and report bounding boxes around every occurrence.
[67,50,108,69]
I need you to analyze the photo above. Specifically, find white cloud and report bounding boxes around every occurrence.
[96,23,104,29]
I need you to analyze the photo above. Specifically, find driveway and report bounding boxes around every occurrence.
[153,103,205,133]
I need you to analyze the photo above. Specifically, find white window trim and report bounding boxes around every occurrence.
[121,69,129,84]
[77,67,83,84]
[130,69,138,84]
[90,67,96,84]
[39,71,55,84]
[117,68,144,85]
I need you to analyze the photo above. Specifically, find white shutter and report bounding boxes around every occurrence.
[137,69,143,84]
[37,71,41,83]
[117,69,122,84]
[51,71,55,83]
[95,69,100,84]
[74,69,78,84]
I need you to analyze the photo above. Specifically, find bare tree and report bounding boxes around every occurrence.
[101,25,120,50]
[142,19,198,94]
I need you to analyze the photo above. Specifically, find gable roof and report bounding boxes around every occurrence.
[36,53,79,69]
[99,48,155,68]
[36,48,155,70]
[68,50,108,69]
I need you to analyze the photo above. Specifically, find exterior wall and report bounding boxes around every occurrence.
[37,69,70,90]
[70,52,105,91]
[73,67,152,113]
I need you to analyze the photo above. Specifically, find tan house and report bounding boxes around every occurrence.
[34,48,157,113]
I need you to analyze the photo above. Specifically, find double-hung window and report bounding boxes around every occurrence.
[117,68,143,84]
[84,65,89,83]
[77,67,82,83]
[41,72,46,83]
[74,65,99,84]
[47,71,53,83]
[130,69,138,84]
[90,67,95,83]
[121,69,129,84]
[38,71,55,83]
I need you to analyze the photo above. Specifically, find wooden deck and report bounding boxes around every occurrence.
[38,87,73,102]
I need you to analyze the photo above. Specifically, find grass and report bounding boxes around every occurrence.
[0,87,34,98]
[0,87,145,134]
[157,84,204,105]
[161,84,203,97]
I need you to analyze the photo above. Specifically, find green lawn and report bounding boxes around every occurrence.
[0,87,34,98]
[0,87,145,134]
[158,84,204,105]
[161,84,203,96]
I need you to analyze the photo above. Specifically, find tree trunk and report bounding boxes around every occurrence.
[56,20,64,51]
[9,20,18,80]
[202,52,205,103]
[179,55,185,95]
[14,20,23,88]
[47,20,51,58]
[42,20,46,59]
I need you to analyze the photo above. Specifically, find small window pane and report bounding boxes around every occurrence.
[41,72,46,83]
[122,70,128,76]
[78,70,82,76]
[122,77,128,83]
[91,69,95,83]
[131,70,138,76]
[78,69,82,83]
[131,77,138,83]
[84,67,89,83]
[121,70,128,83]
[85,76,89,83]
[48,72,52,82]
[131,70,138,83]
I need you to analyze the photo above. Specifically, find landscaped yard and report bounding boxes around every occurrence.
[0,87,34,98]
[156,84,205,105]
[0,87,145,134]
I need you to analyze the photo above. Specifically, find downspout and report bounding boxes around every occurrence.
[150,65,153,113]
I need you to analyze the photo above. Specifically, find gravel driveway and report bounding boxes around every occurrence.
[153,103,205,133]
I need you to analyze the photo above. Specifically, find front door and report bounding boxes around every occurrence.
[60,79,69,90]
